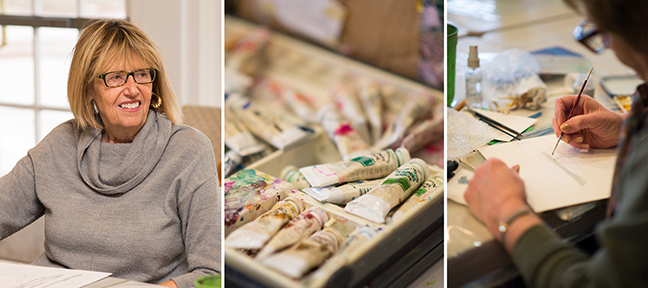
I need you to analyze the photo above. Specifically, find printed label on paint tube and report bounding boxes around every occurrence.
[299,148,408,188]
[331,82,371,143]
[261,227,343,279]
[374,95,432,150]
[320,106,374,160]
[230,94,311,150]
[304,227,377,284]
[344,158,429,223]
[255,206,328,260]
[302,179,383,204]
[225,197,304,250]
[358,80,383,144]
[391,172,444,220]
[224,110,265,156]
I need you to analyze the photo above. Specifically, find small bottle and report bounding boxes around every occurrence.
[465,45,483,109]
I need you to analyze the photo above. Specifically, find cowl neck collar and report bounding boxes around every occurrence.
[76,110,172,195]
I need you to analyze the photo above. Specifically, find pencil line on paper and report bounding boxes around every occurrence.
[542,152,586,186]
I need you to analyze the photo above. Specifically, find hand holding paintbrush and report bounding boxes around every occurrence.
[551,67,594,155]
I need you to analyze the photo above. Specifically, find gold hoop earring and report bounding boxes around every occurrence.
[151,94,162,109]
[91,100,99,114]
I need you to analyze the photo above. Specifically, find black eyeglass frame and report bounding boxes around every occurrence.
[573,19,606,54]
[97,68,157,88]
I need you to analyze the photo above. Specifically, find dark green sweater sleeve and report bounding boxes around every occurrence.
[513,214,647,288]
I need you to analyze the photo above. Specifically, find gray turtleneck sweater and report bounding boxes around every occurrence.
[0,110,220,288]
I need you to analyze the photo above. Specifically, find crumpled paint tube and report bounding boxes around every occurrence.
[224,169,296,236]
[224,107,265,156]
[330,81,371,143]
[228,93,313,150]
[302,179,383,204]
[373,95,433,150]
[225,197,305,250]
[390,171,444,221]
[318,104,374,160]
[282,88,319,124]
[261,227,344,279]
[344,158,430,223]
[280,165,310,190]
[400,113,444,153]
[225,27,270,76]
[358,79,383,144]
[304,227,377,285]
[255,206,329,260]
[223,150,243,178]
[299,148,411,188]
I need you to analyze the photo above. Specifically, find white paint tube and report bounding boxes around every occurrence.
[224,107,265,156]
[374,95,432,150]
[228,93,312,150]
[282,88,319,124]
[255,206,329,260]
[400,113,444,153]
[225,27,270,76]
[223,150,243,178]
[391,171,444,221]
[344,158,429,223]
[330,81,371,143]
[304,227,377,285]
[318,104,374,161]
[225,197,305,250]
[280,165,310,190]
[358,79,383,144]
[299,148,411,188]
[261,227,344,279]
[302,179,383,204]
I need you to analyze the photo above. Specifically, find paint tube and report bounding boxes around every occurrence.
[374,95,432,150]
[302,179,383,204]
[391,171,444,221]
[255,206,329,260]
[299,148,411,188]
[400,113,444,153]
[225,27,270,76]
[358,79,383,144]
[304,227,377,285]
[282,87,319,124]
[260,227,344,279]
[224,169,297,236]
[280,165,310,190]
[228,93,312,150]
[225,197,305,250]
[224,105,265,156]
[344,158,430,223]
[330,81,371,143]
[223,150,243,178]
[318,104,374,161]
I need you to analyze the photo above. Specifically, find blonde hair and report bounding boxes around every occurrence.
[68,19,182,130]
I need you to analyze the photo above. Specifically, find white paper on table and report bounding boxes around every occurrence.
[0,261,111,288]
[479,135,617,212]
[475,109,537,142]
[447,169,474,206]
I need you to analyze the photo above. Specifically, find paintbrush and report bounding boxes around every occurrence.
[551,67,593,155]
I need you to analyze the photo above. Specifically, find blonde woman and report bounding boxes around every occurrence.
[0,20,220,288]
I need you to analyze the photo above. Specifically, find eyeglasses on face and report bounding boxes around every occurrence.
[573,19,608,54]
[97,68,157,88]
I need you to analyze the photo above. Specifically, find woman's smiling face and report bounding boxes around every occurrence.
[92,57,153,143]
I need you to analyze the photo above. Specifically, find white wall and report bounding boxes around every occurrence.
[128,0,221,108]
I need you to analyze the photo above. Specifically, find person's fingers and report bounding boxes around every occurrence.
[561,113,599,134]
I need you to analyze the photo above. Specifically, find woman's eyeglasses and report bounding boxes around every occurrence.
[98,68,157,88]
[573,19,608,54]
